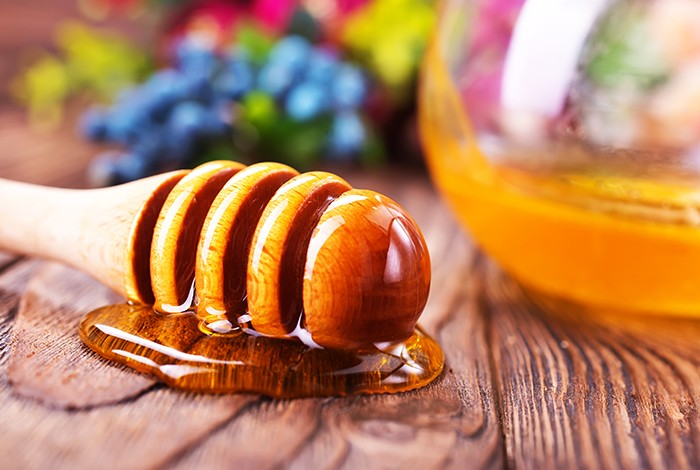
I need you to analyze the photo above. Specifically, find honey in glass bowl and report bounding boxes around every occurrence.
[419,0,700,316]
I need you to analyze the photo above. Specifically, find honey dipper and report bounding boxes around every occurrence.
[0,161,431,349]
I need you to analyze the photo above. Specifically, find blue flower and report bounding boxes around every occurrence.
[80,107,108,141]
[305,49,339,84]
[285,82,328,121]
[332,65,367,110]
[214,59,254,100]
[329,112,366,157]
[269,35,311,73]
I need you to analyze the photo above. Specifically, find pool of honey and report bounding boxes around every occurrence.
[79,305,444,397]
[420,41,700,317]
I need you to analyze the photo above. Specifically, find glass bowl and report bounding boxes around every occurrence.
[419,0,700,317]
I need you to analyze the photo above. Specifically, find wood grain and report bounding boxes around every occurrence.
[0,263,255,468]
[0,258,42,367]
[0,375,254,469]
[0,252,18,271]
[0,109,94,188]
[481,262,700,469]
[7,262,155,408]
[0,12,507,467]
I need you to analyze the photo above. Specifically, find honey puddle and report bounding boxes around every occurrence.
[79,305,444,398]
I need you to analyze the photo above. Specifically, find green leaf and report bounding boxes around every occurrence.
[585,4,668,89]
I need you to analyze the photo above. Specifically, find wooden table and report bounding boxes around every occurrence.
[1,109,699,470]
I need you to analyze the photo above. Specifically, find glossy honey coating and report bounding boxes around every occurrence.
[151,161,245,313]
[303,190,431,349]
[246,172,352,337]
[195,162,299,327]
[79,304,444,397]
[123,170,188,305]
[132,161,431,349]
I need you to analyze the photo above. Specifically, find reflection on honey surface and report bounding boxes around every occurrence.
[79,304,444,398]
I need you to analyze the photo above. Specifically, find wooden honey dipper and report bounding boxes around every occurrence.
[0,161,431,349]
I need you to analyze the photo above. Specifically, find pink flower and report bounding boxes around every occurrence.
[461,0,525,131]
[252,0,297,33]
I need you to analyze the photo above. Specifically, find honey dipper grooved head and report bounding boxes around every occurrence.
[151,160,245,313]
[125,160,430,349]
[245,170,431,349]
[302,189,431,349]
[247,172,353,337]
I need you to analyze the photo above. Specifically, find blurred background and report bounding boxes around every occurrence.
[0,0,435,188]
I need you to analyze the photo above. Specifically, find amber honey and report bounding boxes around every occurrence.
[79,305,444,397]
[68,160,443,397]
[420,41,700,317]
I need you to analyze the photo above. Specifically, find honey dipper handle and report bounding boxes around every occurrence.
[0,172,186,297]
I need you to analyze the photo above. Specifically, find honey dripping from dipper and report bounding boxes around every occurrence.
[79,161,444,397]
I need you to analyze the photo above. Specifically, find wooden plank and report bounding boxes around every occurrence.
[0,269,257,468]
[0,259,43,366]
[0,109,94,188]
[0,377,256,469]
[168,399,324,469]
[7,262,156,408]
[0,251,19,272]
[0,261,256,468]
[482,261,700,469]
